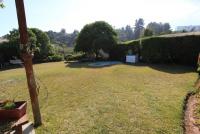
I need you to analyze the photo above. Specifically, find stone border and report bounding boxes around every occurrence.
[184,93,200,134]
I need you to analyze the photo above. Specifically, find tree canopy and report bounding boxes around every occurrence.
[1,28,54,62]
[116,25,134,42]
[0,1,4,8]
[30,28,54,59]
[133,18,144,39]
[143,29,153,37]
[75,21,117,57]
[146,22,171,35]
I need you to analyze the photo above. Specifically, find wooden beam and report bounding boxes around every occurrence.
[15,0,42,126]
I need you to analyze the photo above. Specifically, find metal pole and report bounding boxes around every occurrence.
[15,0,42,126]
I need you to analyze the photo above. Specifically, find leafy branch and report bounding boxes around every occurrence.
[0,2,4,8]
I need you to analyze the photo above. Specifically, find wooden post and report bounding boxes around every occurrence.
[15,0,42,126]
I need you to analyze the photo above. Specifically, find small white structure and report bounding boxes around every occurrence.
[10,59,23,65]
[126,55,138,63]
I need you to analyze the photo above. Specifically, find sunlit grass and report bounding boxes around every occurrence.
[0,62,197,134]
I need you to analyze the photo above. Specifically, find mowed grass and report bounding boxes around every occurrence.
[0,62,197,134]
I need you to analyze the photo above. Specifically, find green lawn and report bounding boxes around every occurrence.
[0,62,197,134]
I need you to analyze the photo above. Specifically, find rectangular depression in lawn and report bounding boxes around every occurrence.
[0,62,196,134]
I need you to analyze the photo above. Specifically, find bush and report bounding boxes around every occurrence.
[47,55,63,62]
[65,54,82,61]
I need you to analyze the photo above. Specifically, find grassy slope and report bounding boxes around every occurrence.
[0,62,197,134]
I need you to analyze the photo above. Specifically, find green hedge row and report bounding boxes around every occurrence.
[111,35,200,66]
[110,40,140,61]
[0,41,20,62]
[141,35,200,65]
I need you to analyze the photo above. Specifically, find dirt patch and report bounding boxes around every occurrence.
[184,95,200,134]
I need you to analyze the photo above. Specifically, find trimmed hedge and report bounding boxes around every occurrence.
[140,35,200,65]
[110,34,200,66]
[110,40,140,61]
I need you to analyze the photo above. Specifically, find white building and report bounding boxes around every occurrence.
[176,25,200,32]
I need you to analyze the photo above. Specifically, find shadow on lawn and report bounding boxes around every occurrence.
[0,64,23,72]
[65,61,196,74]
[130,63,196,74]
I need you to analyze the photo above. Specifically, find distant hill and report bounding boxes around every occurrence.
[46,30,79,47]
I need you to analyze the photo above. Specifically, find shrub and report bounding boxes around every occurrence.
[64,53,86,61]
[47,55,63,62]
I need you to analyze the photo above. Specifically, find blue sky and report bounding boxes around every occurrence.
[0,0,200,36]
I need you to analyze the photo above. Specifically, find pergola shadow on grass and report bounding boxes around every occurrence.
[65,61,195,74]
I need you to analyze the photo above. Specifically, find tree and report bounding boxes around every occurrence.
[133,18,144,39]
[60,28,66,34]
[6,28,54,61]
[75,21,117,58]
[146,22,171,35]
[146,22,161,35]
[30,28,54,59]
[116,25,134,42]
[6,29,37,58]
[116,27,127,42]
[0,0,4,8]
[162,23,171,33]
[143,29,153,37]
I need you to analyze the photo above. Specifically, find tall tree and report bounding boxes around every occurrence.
[6,28,54,60]
[7,29,37,58]
[143,28,153,37]
[133,18,144,39]
[31,28,54,59]
[125,25,134,40]
[146,22,171,35]
[116,25,134,42]
[162,23,171,33]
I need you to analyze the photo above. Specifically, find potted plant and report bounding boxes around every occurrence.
[0,100,27,120]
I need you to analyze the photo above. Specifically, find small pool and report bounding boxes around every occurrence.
[88,61,122,67]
